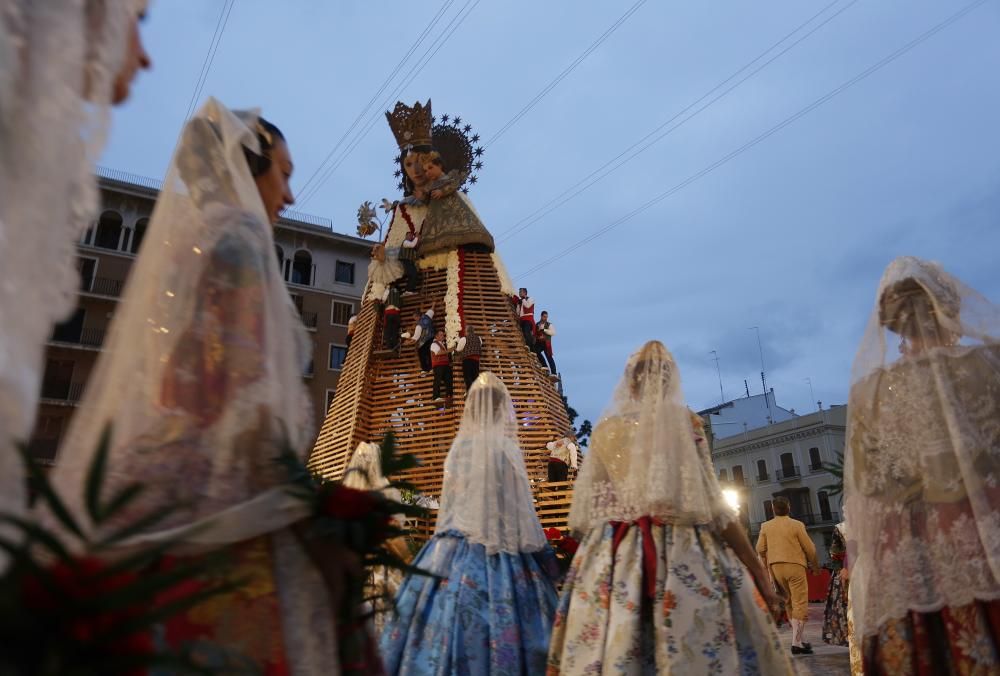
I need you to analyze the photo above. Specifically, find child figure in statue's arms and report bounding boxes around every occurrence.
[420,152,465,203]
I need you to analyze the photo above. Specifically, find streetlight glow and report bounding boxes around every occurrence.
[722,488,740,513]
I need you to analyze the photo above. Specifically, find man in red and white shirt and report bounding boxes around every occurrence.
[512,287,535,348]
[533,310,557,375]
[430,328,453,403]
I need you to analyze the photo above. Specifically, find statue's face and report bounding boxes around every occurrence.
[403,152,430,188]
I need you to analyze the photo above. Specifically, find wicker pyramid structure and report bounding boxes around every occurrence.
[308,249,576,537]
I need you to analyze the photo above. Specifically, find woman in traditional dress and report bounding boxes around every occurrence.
[547,340,793,675]
[46,98,344,673]
[0,0,149,568]
[380,372,559,675]
[845,256,1000,674]
[342,441,413,634]
[822,521,849,646]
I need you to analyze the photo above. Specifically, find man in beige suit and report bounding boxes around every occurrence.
[756,496,819,655]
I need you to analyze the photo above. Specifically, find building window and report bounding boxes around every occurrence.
[29,415,65,462]
[809,446,822,471]
[94,210,123,250]
[292,250,313,286]
[52,308,85,344]
[77,257,97,292]
[328,344,347,370]
[818,491,832,521]
[779,452,797,478]
[732,465,745,485]
[331,300,354,326]
[325,389,336,412]
[275,244,285,269]
[756,459,768,481]
[131,218,149,254]
[763,499,774,520]
[718,468,729,482]
[335,260,355,284]
[41,359,75,400]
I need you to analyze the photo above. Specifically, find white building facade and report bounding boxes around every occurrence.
[704,403,847,561]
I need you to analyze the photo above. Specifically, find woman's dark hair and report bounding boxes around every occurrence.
[243,117,285,178]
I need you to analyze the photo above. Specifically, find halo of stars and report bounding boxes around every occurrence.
[393,112,485,194]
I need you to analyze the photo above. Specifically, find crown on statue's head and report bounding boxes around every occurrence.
[385,99,433,149]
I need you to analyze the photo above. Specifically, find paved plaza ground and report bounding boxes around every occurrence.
[775,603,851,675]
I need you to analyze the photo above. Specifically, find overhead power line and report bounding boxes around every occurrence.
[497,0,856,244]
[483,0,648,149]
[295,0,456,201]
[516,0,990,279]
[296,0,482,209]
[183,0,237,121]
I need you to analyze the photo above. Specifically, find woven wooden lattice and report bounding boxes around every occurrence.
[309,250,574,533]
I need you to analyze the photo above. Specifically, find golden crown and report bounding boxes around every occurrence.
[385,99,433,149]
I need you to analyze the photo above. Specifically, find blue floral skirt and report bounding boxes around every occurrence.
[379,530,559,675]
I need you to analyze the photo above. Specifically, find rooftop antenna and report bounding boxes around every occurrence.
[805,377,818,411]
[750,326,774,424]
[744,379,750,398]
[710,350,725,404]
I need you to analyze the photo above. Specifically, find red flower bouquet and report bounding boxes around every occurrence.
[1,428,233,676]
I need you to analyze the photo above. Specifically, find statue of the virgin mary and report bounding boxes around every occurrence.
[367,100,494,296]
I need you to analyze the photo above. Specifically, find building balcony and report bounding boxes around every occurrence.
[809,461,824,472]
[39,381,85,404]
[775,466,801,482]
[82,276,124,298]
[301,311,318,330]
[49,327,106,350]
[800,512,840,527]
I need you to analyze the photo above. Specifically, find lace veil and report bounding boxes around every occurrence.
[845,256,1000,640]
[45,98,315,552]
[0,0,136,567]
[569,340,735,534]
[342,441,402,505]
[434,372,547,555]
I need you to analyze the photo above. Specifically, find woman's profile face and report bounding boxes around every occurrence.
[254,139,295,225]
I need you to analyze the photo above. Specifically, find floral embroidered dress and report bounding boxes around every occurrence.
[822,524,849,647]
[547,342,793,675]
[845,257,1000,675]
[380,373,559,675]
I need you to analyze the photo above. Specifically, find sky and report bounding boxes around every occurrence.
[102,0,1000,428]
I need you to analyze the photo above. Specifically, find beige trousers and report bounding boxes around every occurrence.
[771,562,809,621]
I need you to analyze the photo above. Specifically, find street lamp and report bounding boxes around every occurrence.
[722,488,741,513]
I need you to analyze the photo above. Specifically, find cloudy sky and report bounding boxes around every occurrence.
[102,0,1000,427]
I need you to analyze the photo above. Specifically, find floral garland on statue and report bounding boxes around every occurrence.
[279,432,428,676]
[456,248,467,334]
[491,252,516,297]
[444,250,462,347]
[0,429,237,675]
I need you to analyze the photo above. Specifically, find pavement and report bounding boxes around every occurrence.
[775,603,851,675]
